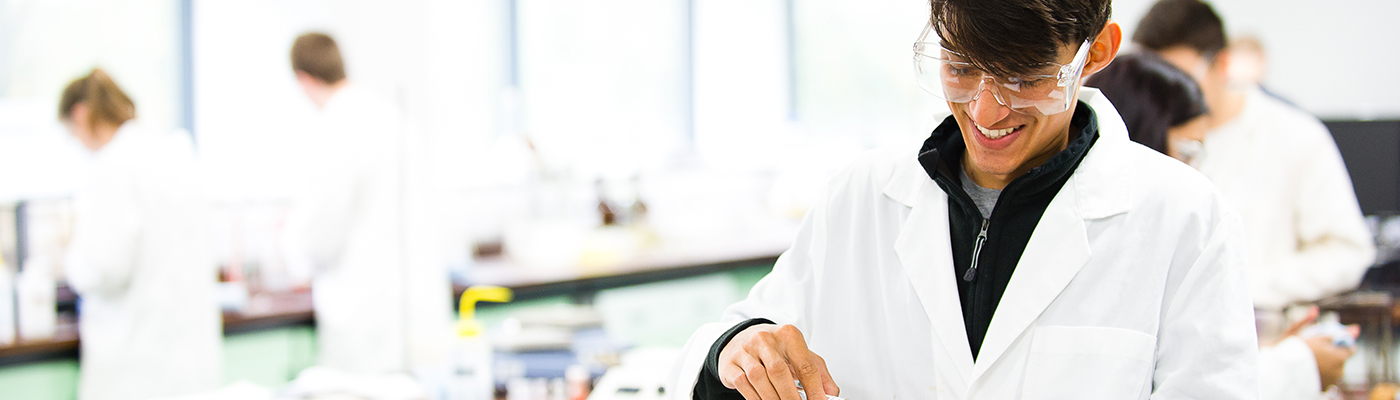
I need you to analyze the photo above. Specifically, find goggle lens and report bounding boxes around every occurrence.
[912,24,1091,116]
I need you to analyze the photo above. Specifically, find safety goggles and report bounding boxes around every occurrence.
[913,23,1093,116]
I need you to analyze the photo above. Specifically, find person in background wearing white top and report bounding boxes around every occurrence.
[281,32,409,374]
[1134,0,1377,397]
[60,69,222,400]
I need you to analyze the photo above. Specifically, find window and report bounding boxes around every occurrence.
[514,0,690,178]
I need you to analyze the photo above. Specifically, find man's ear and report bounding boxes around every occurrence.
[69,103,91,129]
[1082,20,1123,77]
[294,70,315,85]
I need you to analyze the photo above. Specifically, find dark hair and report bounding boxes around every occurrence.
[291,32,346,84]
[1132,0,1226,59]
[929,0,1111,78]
[1085,52,1206,155]
[59,68,136,129]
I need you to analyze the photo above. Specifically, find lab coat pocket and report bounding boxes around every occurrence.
[1020,326,1155,400]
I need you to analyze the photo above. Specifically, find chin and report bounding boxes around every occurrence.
[964,152,1019,176]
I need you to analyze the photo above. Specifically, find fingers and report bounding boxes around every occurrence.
[716,324,835,400]
[738,352,783,400]
[1347,324,1361,339]
[1282,306,1320,338]
[732,374,760,400]
[752,343,802,400]
[774,325,830,400]
[811,351,841,395]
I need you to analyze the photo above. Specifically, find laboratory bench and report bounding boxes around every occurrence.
[0,290,317,367]
[456,235,787,303]
[0,225,795,368]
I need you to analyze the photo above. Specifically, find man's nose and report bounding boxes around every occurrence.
[969,86,1011,127]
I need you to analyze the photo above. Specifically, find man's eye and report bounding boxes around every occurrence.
[1011,77,1049,88]
[946,66,974,77]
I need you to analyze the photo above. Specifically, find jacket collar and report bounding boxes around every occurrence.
[885,88,1132,217]
[916,99,1099,210]
[888,88,1135,388]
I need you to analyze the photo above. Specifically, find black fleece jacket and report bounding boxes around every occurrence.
[920,103,1099,359]
[693,103,1100,399]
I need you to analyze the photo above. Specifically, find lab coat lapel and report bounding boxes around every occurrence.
[891,171,975,387]
[969,88,1129,384]
[970,184,1091,383]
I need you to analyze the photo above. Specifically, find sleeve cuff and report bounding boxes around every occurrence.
[1257,336,1323,399]
[694,318,776,399]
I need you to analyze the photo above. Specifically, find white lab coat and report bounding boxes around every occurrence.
[1191,87,1376,400]
[668,89,1259,399]
[285,85,454,374]
[1192,87,1376,311]
[65,122,222,400]
[284,85,407,373]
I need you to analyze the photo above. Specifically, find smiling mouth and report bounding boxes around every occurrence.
[976,124,1023,139]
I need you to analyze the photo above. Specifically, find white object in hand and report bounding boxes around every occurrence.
[1300,312,1356,349]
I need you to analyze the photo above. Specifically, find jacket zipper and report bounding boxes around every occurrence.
[963,219,990,282]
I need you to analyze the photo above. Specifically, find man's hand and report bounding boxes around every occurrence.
[1305,335,1356,390]
[717,324,840,400]
[1277,306,1319,344]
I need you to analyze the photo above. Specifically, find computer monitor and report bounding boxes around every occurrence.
[1324,120,1400,216]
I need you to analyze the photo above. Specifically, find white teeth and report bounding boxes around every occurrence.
[976,124,1016,139]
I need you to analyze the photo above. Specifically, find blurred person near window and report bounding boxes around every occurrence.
[1084,51,1208,162]
[60,69,221,400]
[280,32,409,374]
[1135,0,1376,396]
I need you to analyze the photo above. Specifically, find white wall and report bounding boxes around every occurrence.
[1111,0,1400,120]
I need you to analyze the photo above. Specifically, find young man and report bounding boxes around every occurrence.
[283,32,409,374]
[1134,1,1374,396]
[668,1,1259,399]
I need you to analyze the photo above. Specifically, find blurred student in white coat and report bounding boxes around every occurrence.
[282,32,410,374]
[1135,0,1376,396]
[60,69,221,400]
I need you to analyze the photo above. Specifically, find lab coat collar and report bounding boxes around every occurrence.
[94,120,151,158]
[888,87,1134,388]
[321,83,367,115]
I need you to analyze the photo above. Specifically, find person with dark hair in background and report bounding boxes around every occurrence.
[1135,1,1374,397]
[668,0,1258,399]
[59,69,221,400]
[281,32,412,374]
[1084,52,1209,163]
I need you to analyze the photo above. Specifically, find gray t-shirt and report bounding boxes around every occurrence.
[960,168,1002,219]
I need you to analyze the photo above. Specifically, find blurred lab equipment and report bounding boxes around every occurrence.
[0,251,13,346]
[280,366,428,400]
[15,256,56,341]
[454,286,513,400]
[586,348,676,400]
[566,364,591,400]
